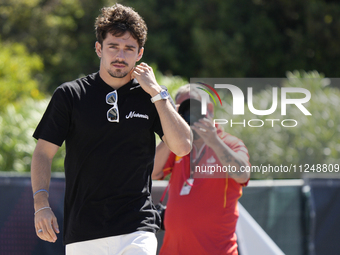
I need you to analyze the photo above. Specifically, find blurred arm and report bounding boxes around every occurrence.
[152,141,171,180]
[193,119,250,184]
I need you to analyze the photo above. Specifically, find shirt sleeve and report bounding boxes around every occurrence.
[33,85,73,147]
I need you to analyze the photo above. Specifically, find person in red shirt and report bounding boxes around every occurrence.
[152,84,251,255]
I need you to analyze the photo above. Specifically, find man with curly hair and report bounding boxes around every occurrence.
[31,4,191,255]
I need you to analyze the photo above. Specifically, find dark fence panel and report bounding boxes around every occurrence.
[0,175,65,255]
[305,178,340,255]
[239,180,305,255]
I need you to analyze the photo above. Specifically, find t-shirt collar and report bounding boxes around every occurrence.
[94,72,140,94]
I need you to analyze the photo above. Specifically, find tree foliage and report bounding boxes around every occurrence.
[0,0,106,91]
[0,98,66,172]
[0,40,43,112]
[123,0,340,80]
[1,0,340,92]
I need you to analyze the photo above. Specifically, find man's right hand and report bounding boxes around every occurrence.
[34,206,59,242]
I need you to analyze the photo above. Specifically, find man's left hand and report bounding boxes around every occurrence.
[131,62,161,97]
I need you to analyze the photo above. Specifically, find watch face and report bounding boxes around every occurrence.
[160,90,169,99]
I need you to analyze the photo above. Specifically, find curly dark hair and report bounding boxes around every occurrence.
[95,4,147,49]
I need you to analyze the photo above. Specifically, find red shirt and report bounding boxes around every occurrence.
[159,130,250,255]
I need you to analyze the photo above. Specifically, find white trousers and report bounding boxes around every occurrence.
[65,231,157,255]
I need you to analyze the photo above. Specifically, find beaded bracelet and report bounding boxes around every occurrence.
[34,206,52,216]
[33,189,49,198]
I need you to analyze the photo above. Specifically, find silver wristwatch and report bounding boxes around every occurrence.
[151,90,170,103]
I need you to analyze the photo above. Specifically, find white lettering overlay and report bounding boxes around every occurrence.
[126,111,149,120]
[201,85,311,116]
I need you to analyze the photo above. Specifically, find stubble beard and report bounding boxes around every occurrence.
[108,69,129,78]
[108,63,133,79]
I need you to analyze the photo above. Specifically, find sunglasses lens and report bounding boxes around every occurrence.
[106,92,117,104]
[108,108,118,121]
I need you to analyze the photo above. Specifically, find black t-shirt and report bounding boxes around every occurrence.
[33,72,164,245]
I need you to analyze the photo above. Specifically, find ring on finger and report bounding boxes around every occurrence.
[38,229,43,234]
